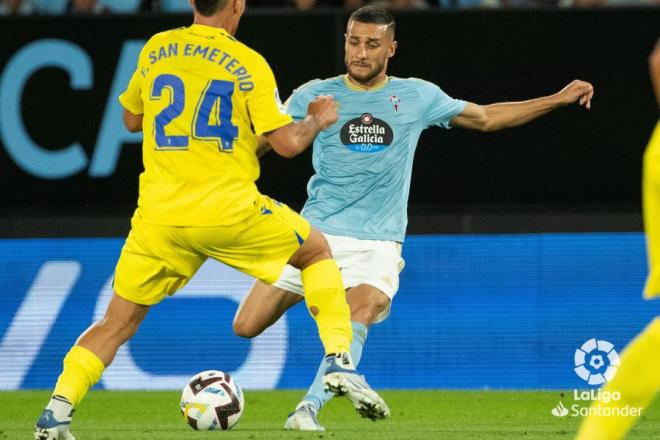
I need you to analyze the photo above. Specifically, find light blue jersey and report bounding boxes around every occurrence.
[287,75,466,242]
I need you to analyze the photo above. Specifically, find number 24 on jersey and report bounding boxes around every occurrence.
[150,73,238,152]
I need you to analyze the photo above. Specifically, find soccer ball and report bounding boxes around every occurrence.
[180,370,244,430]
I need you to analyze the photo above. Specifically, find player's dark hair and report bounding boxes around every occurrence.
[194,0,227,16]
[348,6,396,36]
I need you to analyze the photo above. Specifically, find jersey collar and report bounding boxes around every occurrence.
[342,74,389,92]
[188,24,231,38]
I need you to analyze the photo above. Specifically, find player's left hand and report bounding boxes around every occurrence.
[556,80,594,109]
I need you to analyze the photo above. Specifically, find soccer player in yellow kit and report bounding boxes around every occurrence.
[575,40,660,440]
[33,1,388,438]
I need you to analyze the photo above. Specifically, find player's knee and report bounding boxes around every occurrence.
[349,294,390,325]
[232,317,262,339]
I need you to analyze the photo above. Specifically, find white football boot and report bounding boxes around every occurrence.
[323,352,390,420]
[34,396,76,440]
[284,401,325,431]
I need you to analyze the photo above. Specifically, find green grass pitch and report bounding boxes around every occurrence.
[2,390,659,439]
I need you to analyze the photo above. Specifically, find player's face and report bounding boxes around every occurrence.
[344,21,397,87]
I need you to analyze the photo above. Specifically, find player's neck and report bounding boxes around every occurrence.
[193,13,233,34]
[344,74,389,91]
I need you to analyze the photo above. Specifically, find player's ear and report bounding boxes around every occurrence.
[232,0,244,14]
[388,40,397,59]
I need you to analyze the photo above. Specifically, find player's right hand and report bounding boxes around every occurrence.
[307,95,339,129]
[556,80,594,109]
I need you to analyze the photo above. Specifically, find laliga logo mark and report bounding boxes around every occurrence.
[574,338,620,385]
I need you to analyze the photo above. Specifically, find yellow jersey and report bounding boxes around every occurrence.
[646,121,660,157]
[119,24,292,226]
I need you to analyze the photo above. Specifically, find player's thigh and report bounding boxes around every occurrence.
[199,195,312,284]
[287,227,333,269]
[114,212,206,306]
[233,280,303,338]
[329,234,405,324]
[269,233,405,324]
[271,263,305,296]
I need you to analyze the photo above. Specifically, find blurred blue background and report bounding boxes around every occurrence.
[1,233,657,390]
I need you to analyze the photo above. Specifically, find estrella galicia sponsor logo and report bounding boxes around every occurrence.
[340,113,393,153]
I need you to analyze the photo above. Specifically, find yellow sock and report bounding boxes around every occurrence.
[575,318,660,440]
[53,345,105,406]
[301,259,352,354]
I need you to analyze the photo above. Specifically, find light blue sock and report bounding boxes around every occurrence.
[302,321,368,412]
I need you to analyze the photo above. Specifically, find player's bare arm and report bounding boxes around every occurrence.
[451,79,594,132]
[263,95,339,158]
[123,109,143,133]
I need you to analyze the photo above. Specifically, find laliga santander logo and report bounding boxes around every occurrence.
[550,339,639,418]
[574,339,620,385]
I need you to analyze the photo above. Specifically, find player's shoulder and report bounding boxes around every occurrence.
[228,39,268,66]
[389,76,439,93]
[144,27,185,47]
[137,27,191,61]
[137,28,183,62]
[217,35,279,71]
[147,27,265,68]
[293,76,344,95]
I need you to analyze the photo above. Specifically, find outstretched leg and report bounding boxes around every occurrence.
[286,229,390,423]
[285,285,390,431]
[288,228,353,355]
[232,280,303,339]
[34,294,149,440]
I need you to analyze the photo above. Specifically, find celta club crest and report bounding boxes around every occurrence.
[389,94,400,113]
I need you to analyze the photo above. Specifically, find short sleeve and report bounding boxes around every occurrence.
[285,81,318,121]
[118,68,144,115]
[246,56,293,135]
[417,80,466,129]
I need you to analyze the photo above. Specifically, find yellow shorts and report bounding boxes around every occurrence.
[113,194,311,305]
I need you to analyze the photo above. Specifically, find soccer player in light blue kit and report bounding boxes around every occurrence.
[233,5,595,431]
